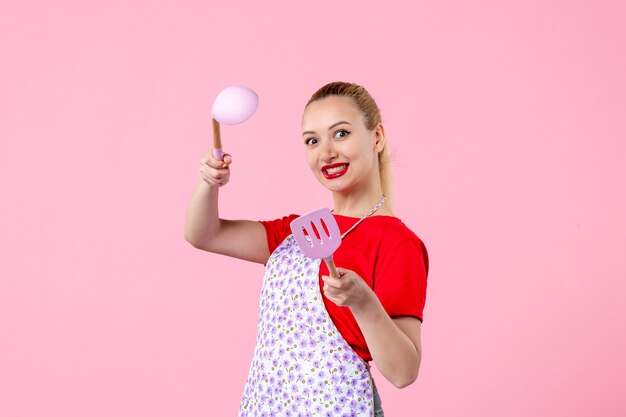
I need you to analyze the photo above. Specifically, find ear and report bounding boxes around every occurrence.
[373,123,386,153]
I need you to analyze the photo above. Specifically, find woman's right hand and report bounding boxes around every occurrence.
[199,151,233,187]
[187,149,270,264]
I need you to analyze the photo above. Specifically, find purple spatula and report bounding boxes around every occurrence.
[290,208,342,278]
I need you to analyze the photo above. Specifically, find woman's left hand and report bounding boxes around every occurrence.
[324,267,422,388]
[322,267,373,308]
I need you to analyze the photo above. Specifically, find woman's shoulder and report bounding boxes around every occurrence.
[336,214,423,245]
[259,213,300,228]
[364,216,429,276]
[258,214,301,251]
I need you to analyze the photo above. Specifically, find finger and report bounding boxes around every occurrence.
[323,290,344,306]
[206,159,231,174]
[202,153,229,169]
[200,151,215,164]
[335,267,351,277]
[201,165,227,180]
[223,154,233,165]
[322,275,343,289]
[200,171,229,187]
[323,283,338,298]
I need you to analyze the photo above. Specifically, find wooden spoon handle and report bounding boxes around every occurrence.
[324,257,340,279]
[212,118,223,160]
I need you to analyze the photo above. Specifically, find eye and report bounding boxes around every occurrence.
[333,129,350,139]
[304,137,318,145]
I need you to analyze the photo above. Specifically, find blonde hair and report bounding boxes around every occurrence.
[306,81,393,207]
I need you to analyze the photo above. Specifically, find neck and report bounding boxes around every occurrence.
[332,186,389,218]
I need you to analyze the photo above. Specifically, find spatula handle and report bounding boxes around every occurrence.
[324,257,340,279]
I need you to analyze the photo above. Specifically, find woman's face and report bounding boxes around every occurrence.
[301,96,384,194]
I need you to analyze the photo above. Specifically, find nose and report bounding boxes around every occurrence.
[319,138,337,163]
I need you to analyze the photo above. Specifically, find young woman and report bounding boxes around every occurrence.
[185,82,429,417]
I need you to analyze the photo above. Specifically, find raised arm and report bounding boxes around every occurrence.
[184,151,270,264]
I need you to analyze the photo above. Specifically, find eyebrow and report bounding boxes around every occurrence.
[302,121,351,136]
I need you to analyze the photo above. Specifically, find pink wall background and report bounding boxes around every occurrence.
[1,1,625,416]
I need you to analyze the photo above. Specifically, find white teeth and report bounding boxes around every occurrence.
[325,164,347,174]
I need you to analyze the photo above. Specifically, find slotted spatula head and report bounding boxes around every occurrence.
[290,208,341,260]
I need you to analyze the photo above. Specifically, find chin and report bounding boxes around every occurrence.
[319,179,355,194]
[317,179,340,192]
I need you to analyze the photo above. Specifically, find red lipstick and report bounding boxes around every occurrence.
[321,163,349,179]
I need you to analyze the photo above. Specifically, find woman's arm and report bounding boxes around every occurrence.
[322,269,422,388]
[184,152,270,264]
[352,296,422,388]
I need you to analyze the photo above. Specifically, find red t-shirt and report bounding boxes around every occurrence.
[259,214,429,362]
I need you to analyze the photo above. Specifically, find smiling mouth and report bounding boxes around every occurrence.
[322,164,349,179]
